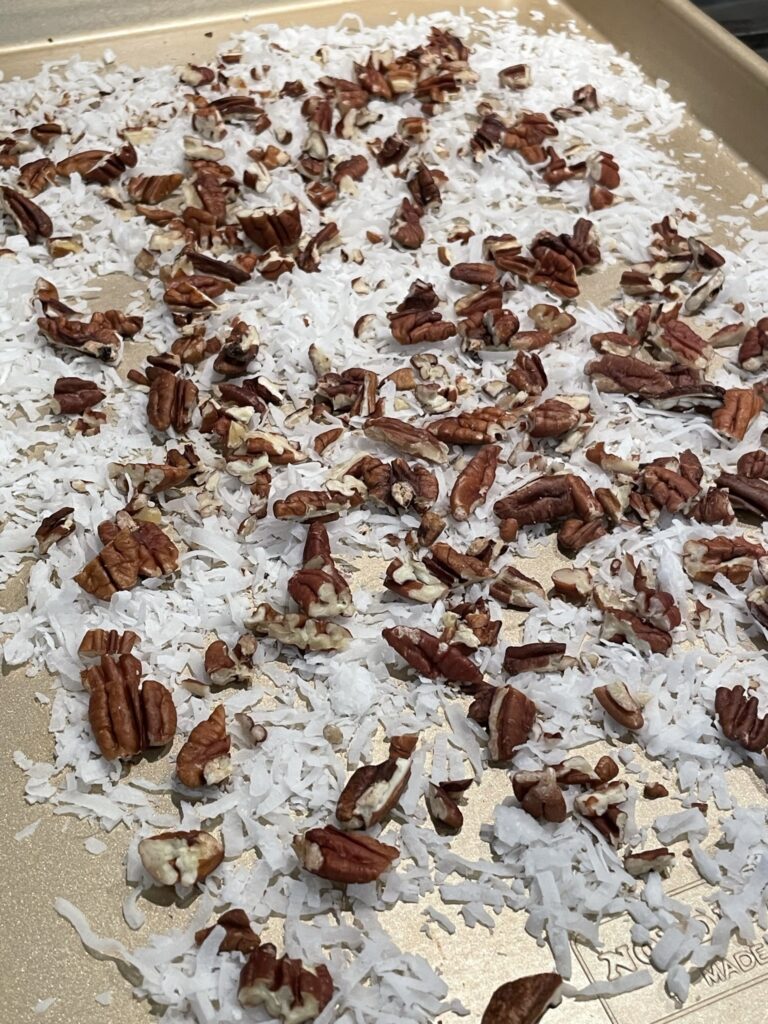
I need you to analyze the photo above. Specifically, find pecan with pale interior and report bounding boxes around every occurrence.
[424,541,495,585]
[683,535,766,585]
[441,598,501,652]
[481,973,562,1024]
[715,685,768,753]
[384,556,450,604]
[84,653,176,760]
[505,350,548,403]
[176,705,232,788]
[594,681,645,731]
[35,506,75,554]
[600,604,672,655]
[503,642,575,676]
[314,366,378,419]
[239,944,333,1023]
[450,444,500,521]
[79,628,139,660]
[649,318,711,369]
[75,521,179,600]
[428,407,514,445]
[407,161,442,211]
[490,565,546,609]
[336,734,417,828]
[387,283,456,344]
[690,487,735,525]
[382,625,484,689]
[237,202,302,252]
[204,635,257,686]
[363,416,449,464]
[499,63,532,89]
[512,768,567,823]
[426,780,469,833]
[138,829,223,886]
[288,522,353,617]
[293,825,398,883]
[248,603,352,651]
[551,567,592,603]
[57,141,137,184]
[390,196,425,250]
[644,781,669,800]
[1,185,53,242]
[38,312,127,364]
[127,173,184,204]
[146,369,198,433]
[52,377,105,415]
[17,157,57,197]
[487,685,537,764]
[273,484,364,522]
[110,445,201,495]
[737,318,768,372]
[716,472,768,519]
[624,848,675,878]
[212,319,261,376]
[712,387,763,441]
[195,909,261,954]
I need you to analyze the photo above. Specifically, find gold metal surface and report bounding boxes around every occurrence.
[3,2,768,1023]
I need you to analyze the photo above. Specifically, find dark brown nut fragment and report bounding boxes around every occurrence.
[557,516,608,554]
[52,377,105,415]
[382,625,484,688]
[58,141,137,184]
[450,444,499,522]
[79,628,139,659]
[389,196,424,250]
[490,565,546,609]
[237,203,302,253]
[38,314,123,364]
[336,734,417,829]
[481,973,563,1024]
[716,472,768,519]
[176,705,231,788]
[429,408,513,446]
[601,607,672,655]
[195,909,261,954]
[293,825,398,883]
[384,557,450,604]
[85,654,176,759]
[450,262,497,286]
[418,510,446,546]
[239,944,333,1022]
[624,848,675,878]
[213,320,261,377]
[715,685,768,752]
[650,319,711,369]
[388,307,456,345]
[736,450,768,479]
[712,388,763,441]
[75,522,179,600]
[425,541,495,585]
[553,756,599,787]
[503,643,575,676]
[690,487,735,525]
[498,63,532,89]
[494,473,601,526]
[127,173,184,205]
[17,157,57,197]
[35,506,75,554]
[331,153,369,189]
[737,318,768,372]
[138,830,223,886]
[585,354,674,397]
[644,782,669,800]
[488,685,537,764]
[505,351,548,401]
[1,186,53,242]
[426,782,464,833]
[364,416,449,464]
[551,567,592,603]
[593,682,645,731]
[273,485,363,522]
[683,535,765,585]
[30,121,63,145]
[204,636,256,686]
[512,768,567,823]
[248,603,351,651]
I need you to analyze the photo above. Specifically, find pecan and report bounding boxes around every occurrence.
[503,642,575,676]
[84,654,176,759]
[31,121,63,145]
[426,782,464,833]
[364,416,449,464]
[239,945,333,1022]
[593,681,644,731]
[634,460,700,515]
[736,450,768,479]
[738,318,768,372]
[585,443,639,476]
[248,603,351,651]
[146,368,198,433]
[110,445,201,495]
[38,314,123,364]
[210,95,270,130]
[273,485,363,521]
[296,222,341,273]
[644,782,669,800]
[235,712,268,746]
[196,909,260,954]
[384,557,450,603]
[490,565,546,609]
[75,522,179,600]
[293,825,398,883]
[332,153,369,189]
[512,768,567,823]
[51,377,105,415]
[424,541,495,585]
[632,563,682,630]
[288,559,353,617]
[527,304,576,337]
[57,141,137,184]
[506,351,548,399]
[499,63,532,89]
[624,848,675,878]
[585,354,674,397]
[488,685,537,764]
[684,268,725,315]
[127,172,184,205]
[441,598,501,651]
[138,830,223,886]
[79,628,139,659]
[600,607,672,655]
[205,635,256,686]
[650,318,711,369]
[419,510,446,546]
[305,181,337,208]
[551,567,592,603]
[316,367,377,419]
[407,162,442,211]
[238,203,301,252]
[717,472,768,519]
[716,685,768,752]
[712,388,763,441]
[35,506,75,554]
[481,974,563,1024]
[557,517,608,554]
[17,157,56,197]
[450,444,499,521]
[336,734,417,828]
[458,308,522,352]
[382,625,483,688]
[213,320,261,376]
[390,197,425,250]
[683,535,765,585]
[575,780,628,820]
[176,705,231,788]
[429,408,512,446]
[163,276,219,316]
[494,473,601,526]
[520,396,589,439]
[1,186,53,242]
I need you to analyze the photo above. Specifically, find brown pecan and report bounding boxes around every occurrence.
[429,409,512,446]
[418,510,446,546]
[288,560,353,617]
[211,319,260,377]
[388,307,456,345]
[450,444,499,521]
[84,654,176,760]
[138,830,223,886]
[293,825,398,883]
[632,564,682,630]
[585,354,674,397]
[488,685,537,764]
[364,417,449,464]
[296,222,341,273]
[690,487,735,525]
[494,473,601,525]
[557,517,608,553]
[512,768,567,823]
[683,535,766,585]
[30,121,62,145]
[551,567,592,603]
[736,450,768,479]
[600,607,672,655]
[505,351,548,401]
[382,625,483,689]
[594,682,644,731]
[163,276,220,317]
[127,173,184,205]
[712,388,763,441]
[195,909,261,954]
[38,315,122,364]
[644,782,669,800]
[110,445,201,495]
[238,202,301,252]
[273,484,363,522]
[520,396,589,439]
[499,63,532,89]
[146,368,198,433]
[490,565,546,609]
[529,251,578,299]
[441,598,501,652]
[1,186,53,242]
[17,157,56,197]
[248,603,351,651]
[332,154,369,189]
[75,522,179,600]
[575,780,628,821]
[57,142,137,184]
[35,506,75,554]
[503,642,575,676]
[79,628,139,659]
[239,944,333,1021]
[481,973,562,1024]
[715,685,768,752]
[426,782,464,833]
[717,472,768,519]
[407,161,442,211]
[424,541,495,585]
[737,318,768,372]
[51,376,105,415]
[176,705,231,788]
[624,848,675,878]
[390,197,424,250]
[336,735,417,828]
[384,557,450,604]
[204,635,256,687]
[650,319,711,369]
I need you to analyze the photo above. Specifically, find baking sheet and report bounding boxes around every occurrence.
[3,1,768,1022]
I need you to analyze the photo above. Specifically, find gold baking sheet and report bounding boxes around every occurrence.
[2,2,768,1023]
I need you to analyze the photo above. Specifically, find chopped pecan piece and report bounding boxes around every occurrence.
[196,909,260,954]
[237,202,302,252]
[429,408,513,446]
[593,682,644,731]
[600,606,672,655]
[481,974,563,1024]
[273,485,364,522]
[38,314,124,364]
[248,603,351,651]
[512,768,567,823]
[239,944,333,1022]
[17,157,57,197]
[336,734,417,828]
[650,318,711,369]
[79,628,139,659]
[384,556,450,603]
[138,830,223,886]
[288,524,353,617]
[293,825,398,883]
[690,487,735,525]
[382,625,483,688]
[390,197,424,250]
[717,472,768,519]
[35,506,75,554]
[1,185,53,242]
[450,444,499,521]
[424,541,495,585]
[127,173,184,204]
[407,161,442,211]
[441,598,501,651]
[84,654,176,759]
[551,567,592,603]
[712,388,763,441]
[736,450,768,479]
[488,685,537,764]
[644,782,669,800]
[204,635,256,686]
[147,369,198,432]
[426,782,464,833]
[51,377,105,415]
[110,445,201,495]
[557,517,608,553]
[738,318,768,372]
[499,63,532,89]
[57,141,137,184]
[624,848,675,878]
[490,565,546,609]
[176,705,231,788]
[364,416,449,464]
[683,535,766,585]
[75,522,179,600]
[506,351,548,400]
[715,685,768,753]
[585,354,675,397]
[494,473,601,526]
[503,642,575,675]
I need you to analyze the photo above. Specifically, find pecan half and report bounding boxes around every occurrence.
[503,643,575,675]
[481,973,562,1024]
[600,607,672,655]
[490,565,546,609]
[429,409,512,446]
[239,945,334,1022]
[176,705,231,787]
[738,318,768,372]
[238,203,301,252]
[127,173,184,205]
[51,376,105,415]
[57,141,137,184]
[512,768,567,823]
[364,417,449,464]
[196,909,261,954]
[593,681,644,731]
[585,354,674,398]
[1,186,53,242]
[712,388,763,441]
[717,472,768,519]
[488,685,537,764]
[146,369,198,433]
[493,473,601,526]
[382,625,483,688]
[557,517,608,554]
[384,556,450,603]
[450,444,499,521]
[390,197,424,250]
[424,541,495,585]
[336,734,417,828]
[248,603,351,651]
[35,506,75,554]
[293,825,398,883]
[38,314,123,364]
[683,535,766,585]
[79,628,139,659]
[520,396,590,440]
[84,654,176,759]
[138,829,223,885]
[715,685,768,753]
[273,485,364,522]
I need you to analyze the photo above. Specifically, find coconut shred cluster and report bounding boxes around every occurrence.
[4,8,768,1024]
